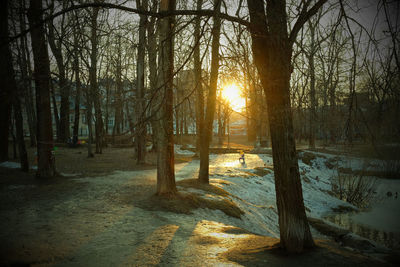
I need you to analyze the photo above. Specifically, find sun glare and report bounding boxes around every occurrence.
[221,83,246,112]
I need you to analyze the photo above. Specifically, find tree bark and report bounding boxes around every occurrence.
[247,0,315,252]
[50,81,60,139]
[198,0,221,184]
[0,0,12,162]
[12,91,29,172]
[136,0,148,164]
[17,0,37,147]
[90,6,104,154]
[194,0,204,152]
[156,0,177,196]
[28,0,56,178]
[113,37,123,136]
[85,86,94,158]
[146,3,158,153]
[72,27,81,140]
[308,20,316,149]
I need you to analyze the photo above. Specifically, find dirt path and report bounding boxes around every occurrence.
[0,155,394,266]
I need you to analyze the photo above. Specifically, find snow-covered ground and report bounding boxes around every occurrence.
[1,147,399,252]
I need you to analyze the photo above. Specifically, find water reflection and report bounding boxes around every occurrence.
[325,212,400,250]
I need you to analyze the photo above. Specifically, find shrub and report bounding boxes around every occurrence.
[331,169,377,208]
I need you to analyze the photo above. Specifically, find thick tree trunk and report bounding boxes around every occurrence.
[198,0,221,184]
[136,0,147,164]
[156,0,177,196]
[0,0,12,162]
[28,0,56,178]
[247,0,314,252]
[247,82,257,142]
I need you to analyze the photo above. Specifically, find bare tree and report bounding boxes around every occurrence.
[194,0,204,152]
[155,0,177,196]
[48,0,70,142]
[27,0,56,177]
[247,0,327,252]
[0,0,13,162]
[198,0,221,184]
[90,6,104,154]
[135,0,148,164]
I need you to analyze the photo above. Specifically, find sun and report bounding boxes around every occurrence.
[221,83,246,112]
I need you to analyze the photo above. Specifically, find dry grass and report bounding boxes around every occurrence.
[253,167,272,177]
[10,145,192,176]
[138,192,244,219]
[177,178,231,197]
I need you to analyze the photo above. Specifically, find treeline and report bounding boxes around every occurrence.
[0,0,398,253]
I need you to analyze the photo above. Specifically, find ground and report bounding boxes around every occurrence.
[0,143,398,266]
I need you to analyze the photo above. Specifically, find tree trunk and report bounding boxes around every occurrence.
[156,0,177,196]
[113,38,123,136]
[17,0,37,147]
[198,0,221,184]
[147,2,158,153]
[50,81,60,139]
[28,0,56,178]
[247,81,257,142]
[90,7,104,154]
[85,87,94,158]
[0,0,12,162]
[247,0,314,252]
[136,0,147,164]
[13,93,29,172]
[48,7,69,142]
[72,29,81,140]
[308,21,316,149]
[194,0,204,152]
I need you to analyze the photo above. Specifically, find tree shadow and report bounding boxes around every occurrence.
[224,236,389,267]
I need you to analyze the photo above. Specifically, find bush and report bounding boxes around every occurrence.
[331,169,376,208]
[382,160,400,179]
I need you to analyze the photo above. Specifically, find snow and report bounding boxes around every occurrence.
[0,161,38,170]
[1,148,398,251]
[0,161,21,169]
[174,144,195,156]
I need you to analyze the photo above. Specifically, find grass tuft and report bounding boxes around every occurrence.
[138,191,244,219]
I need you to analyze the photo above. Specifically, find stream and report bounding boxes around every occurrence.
[324,179,400,250]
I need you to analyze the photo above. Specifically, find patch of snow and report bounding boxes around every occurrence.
[174,144,195,156]
[0,161,38,170]
[0,161,21,169]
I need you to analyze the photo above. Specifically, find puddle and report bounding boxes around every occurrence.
[325,212,400,250]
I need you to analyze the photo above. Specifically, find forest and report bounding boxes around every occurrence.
[0,0,399,265]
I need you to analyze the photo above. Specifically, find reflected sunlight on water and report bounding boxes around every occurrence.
[325,213,400,250]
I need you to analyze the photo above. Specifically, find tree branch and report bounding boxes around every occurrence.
[289,0,328,46]
[7,2,249,44]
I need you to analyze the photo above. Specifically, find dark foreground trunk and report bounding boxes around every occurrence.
[198,0,221,184]
[156,0,177,196]
[28,0,56,178]
[0,0,12,162]
[247,0,314,252]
